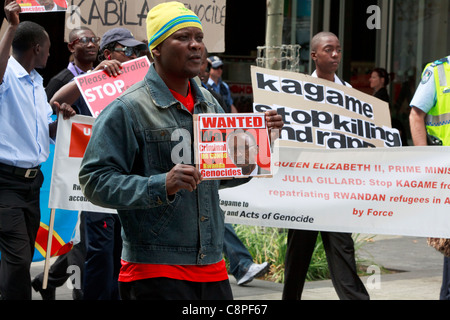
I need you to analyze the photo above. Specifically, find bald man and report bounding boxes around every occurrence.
[282,32,370,301]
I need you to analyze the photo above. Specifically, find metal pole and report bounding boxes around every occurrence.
[265,0,285,69]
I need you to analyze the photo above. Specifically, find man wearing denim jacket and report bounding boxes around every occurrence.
[79,2,282,300]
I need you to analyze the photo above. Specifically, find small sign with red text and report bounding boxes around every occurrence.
[18,0,67,12]
[194,113,272,180]
[75,56,150,118]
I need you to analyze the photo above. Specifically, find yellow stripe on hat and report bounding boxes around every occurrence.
[147,2,202,52]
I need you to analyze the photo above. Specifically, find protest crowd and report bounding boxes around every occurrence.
[0,0,449,303]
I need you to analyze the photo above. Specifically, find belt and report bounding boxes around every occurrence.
[0,163,41,179]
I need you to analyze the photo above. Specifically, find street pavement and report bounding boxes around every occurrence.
[30,234,445,300]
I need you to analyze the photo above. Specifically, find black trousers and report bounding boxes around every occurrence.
[282,229,370,300]
[0,170,43,300]
[83,212,122,300]
[119,278,233,300]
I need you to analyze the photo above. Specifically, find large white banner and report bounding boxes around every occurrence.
[49,67,450,238]
[221,143,450,238]
[48,115,115,213]
[50,117,450,237]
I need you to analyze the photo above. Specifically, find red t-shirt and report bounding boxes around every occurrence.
[118,83,227,283]
[118,259,229,283]
[169,82,195,113]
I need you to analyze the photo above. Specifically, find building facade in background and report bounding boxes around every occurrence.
[1,0,448,144]
[223,0,450,145]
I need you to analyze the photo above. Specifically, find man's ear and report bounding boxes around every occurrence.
[67,42,75,54]
[310,50,317,62]
[103,49,111,60]
[33,43,41,56]
[151,45,161,59]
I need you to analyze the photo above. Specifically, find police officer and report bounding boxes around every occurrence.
[409,54,450,300]
[410,55,450,146]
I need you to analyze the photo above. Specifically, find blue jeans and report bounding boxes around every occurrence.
[223,224,253,281]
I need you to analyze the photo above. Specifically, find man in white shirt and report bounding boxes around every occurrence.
[283,32,370,301]
[0,0,74,300]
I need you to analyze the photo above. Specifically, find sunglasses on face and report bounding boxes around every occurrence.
[71,37,100,45]
[113,46,142,57]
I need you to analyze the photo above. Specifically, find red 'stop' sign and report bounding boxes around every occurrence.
[75,56,151,118]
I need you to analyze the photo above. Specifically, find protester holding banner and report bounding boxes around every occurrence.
[83,28,146,301]
[0,0,75,300]
[47,26,146,300]
[31,27,102,300]
[409,54,450,300]
[79,2,282,300]
[282,31,370,301]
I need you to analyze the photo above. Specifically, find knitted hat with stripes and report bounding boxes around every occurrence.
[147,2,202,53]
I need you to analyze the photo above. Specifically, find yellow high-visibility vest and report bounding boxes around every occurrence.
[425,58,450,145]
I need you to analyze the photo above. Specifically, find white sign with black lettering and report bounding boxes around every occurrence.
[251,66,401,148]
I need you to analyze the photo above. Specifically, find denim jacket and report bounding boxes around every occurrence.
[79,65,250,265]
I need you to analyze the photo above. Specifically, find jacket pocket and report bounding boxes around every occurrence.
[145,194,181,239]
[145,127,188,171]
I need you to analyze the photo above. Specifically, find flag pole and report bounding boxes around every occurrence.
[42,208,56,289]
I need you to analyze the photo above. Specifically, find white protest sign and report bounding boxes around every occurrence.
[251,66,401,148]
[218,67,447,237]
[220,144,450,238]
[50,116,450,237]
[48,115,116,213]
[65,0,226,52]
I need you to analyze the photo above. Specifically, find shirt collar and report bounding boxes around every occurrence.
[311,70,336,82]
[145,64,207,110]
[9,56,43,84]
[67,62,85,77]
[311,70,348,87]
